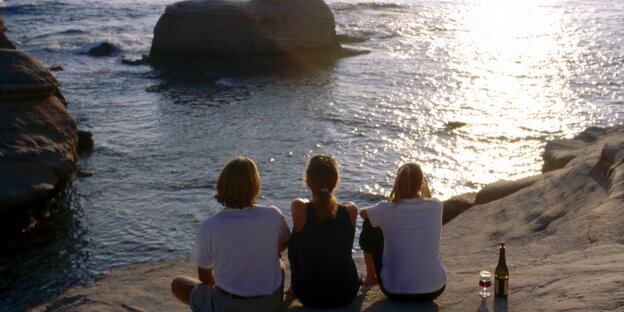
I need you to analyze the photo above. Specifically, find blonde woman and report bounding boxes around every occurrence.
[359,162,446,302]
[288,155,360,308]
[171,156,290,312]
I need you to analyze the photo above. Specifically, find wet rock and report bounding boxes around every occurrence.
[149,0,343,66]
[77,130,94,153]
[444,121,467,130]
[0,16,17,50]
[0,49,77,210]
[49,64,64,71]
[0,16,6,33]
[88,42,118,57]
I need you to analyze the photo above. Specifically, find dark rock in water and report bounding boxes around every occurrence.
[336,34,368,44]
[0,49,78,211]
[445,121,467,130]
[77,130,94,153]
[0,17,17,50]
[49,64,64,71]
[88,42,118,57]
[0,33,16,49]
[121,55,149,66]
[149,0,346,68]
[77,167,95,178]
[0,16,6,33]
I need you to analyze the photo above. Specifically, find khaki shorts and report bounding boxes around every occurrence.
[190,284,282,312]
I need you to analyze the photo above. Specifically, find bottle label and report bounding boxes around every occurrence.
[495,278,508,296]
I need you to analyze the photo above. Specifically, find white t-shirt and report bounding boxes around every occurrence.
[190,204,290,296]
[366,198,447,294]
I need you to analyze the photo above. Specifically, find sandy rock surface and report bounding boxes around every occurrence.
[34,125,624,311]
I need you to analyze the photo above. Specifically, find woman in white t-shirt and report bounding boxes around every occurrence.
[171,156,290,312]
[359,162,446,302]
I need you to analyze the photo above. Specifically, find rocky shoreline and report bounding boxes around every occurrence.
[33,125,624,311]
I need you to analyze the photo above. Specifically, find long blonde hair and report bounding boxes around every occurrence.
[305,155,339,222]
[389,162,424,203]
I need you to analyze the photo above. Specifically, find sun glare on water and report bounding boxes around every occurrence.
[420,0,592,195]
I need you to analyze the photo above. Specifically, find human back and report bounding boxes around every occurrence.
[171,156,290,312]
[367,198,445,293]
[288,155,359,308]
[193,204,287,296]
[359,161,446,302]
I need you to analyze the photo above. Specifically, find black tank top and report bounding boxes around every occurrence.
[288,204,360,308]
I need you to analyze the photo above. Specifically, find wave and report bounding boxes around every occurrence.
[0,0,69,14]
[332,2,409,12]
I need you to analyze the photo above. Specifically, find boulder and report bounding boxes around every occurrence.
[542,126,609,172]
[88,42,118,57]
[77,130,94,153]
[442,192,476,224]
[0,49,78,210]
[149,0,342,66]
[474,174,543,206]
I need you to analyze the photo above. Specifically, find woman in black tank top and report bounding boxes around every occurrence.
[288,155,360,308]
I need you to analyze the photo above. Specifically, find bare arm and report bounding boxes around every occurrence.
[341,201,359,228]
[290,198,308,233]
[421,177,432,198]
[359,209,369,220]
[197,267,215,286]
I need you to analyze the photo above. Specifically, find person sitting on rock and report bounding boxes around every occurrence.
[171,156,290,312]
[359,161,447,302]
[288,155,360,308]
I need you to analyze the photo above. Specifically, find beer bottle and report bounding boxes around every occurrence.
[494,242,509,297]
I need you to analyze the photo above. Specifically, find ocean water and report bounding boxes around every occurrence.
[1,0,623,309]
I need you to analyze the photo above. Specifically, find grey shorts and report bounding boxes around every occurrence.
[189,284,283,312]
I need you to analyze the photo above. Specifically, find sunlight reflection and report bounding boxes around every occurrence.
[449,0,581,135]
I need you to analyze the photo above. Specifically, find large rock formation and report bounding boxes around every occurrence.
[34,125,624,311]
[149,0,343,66]
[0,49,77,211]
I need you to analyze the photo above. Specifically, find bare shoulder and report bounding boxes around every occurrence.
[290,198,308,211]
[291,198,309,233]
[341,201,358,227]
[341,201,359,214]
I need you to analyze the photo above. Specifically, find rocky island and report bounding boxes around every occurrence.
[149,0,353,68]
[33,125,624,311]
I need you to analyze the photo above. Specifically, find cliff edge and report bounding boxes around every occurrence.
[33,125,624,311]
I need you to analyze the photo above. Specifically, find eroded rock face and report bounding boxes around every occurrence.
[149,0,341,64]
[0,49,78,210]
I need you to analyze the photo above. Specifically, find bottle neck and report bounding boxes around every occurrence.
[498,246,506,264]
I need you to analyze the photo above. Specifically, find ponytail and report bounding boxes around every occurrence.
[313,188,337,222]
[305,156,340,222]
